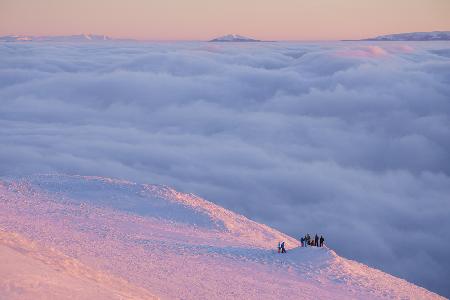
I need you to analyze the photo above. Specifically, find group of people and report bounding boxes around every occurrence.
[277,234,325,253]
[301,234,324,247]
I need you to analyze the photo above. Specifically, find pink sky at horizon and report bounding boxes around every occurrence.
[1,0,449,41]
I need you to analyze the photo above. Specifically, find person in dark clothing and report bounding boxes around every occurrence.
[306,234,310,246]
[314,234,319,247]
[300,236,304,247]
[281,241,286,253]
[319,235,324,247]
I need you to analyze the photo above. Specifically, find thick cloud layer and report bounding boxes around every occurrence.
[1,41,450,296]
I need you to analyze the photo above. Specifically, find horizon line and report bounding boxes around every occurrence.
[1,29,450,43]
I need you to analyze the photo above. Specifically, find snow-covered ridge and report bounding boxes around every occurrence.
[361,31,450,41]
[209,34,262,42]
[0,174,444,299]
[17,174,297,248]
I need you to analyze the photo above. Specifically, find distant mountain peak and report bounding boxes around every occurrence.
[209,34,261,42]
[354,31,450,41]
[0,34,125,42]
[81,34,111,41]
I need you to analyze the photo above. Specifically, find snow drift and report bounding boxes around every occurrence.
[0,174,444,299]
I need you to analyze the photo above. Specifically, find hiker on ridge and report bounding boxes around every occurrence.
[320,235,324,247]
[315,234,319,247]
[281,241,286,253]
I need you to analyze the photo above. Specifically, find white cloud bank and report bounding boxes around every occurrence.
[1,41,449,296]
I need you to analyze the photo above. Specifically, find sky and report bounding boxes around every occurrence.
[0,0,450,40]
[1,41,450,296]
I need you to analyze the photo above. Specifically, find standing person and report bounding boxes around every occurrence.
[320,235,324,247]
[306,234,310,246]
[278,241,281,253]
[315,234,319,247]
[281,241,286,253]
[303,235,307,247]
[300,236,304,247]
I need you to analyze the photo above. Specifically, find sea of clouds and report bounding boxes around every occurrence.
[1,40,449,296]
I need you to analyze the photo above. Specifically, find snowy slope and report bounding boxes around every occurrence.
[0,229,156,300]
[0,174,444,299]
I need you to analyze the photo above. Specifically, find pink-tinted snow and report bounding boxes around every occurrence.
[0,175,444,299]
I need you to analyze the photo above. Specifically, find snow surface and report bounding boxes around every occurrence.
[0,174,444,299]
